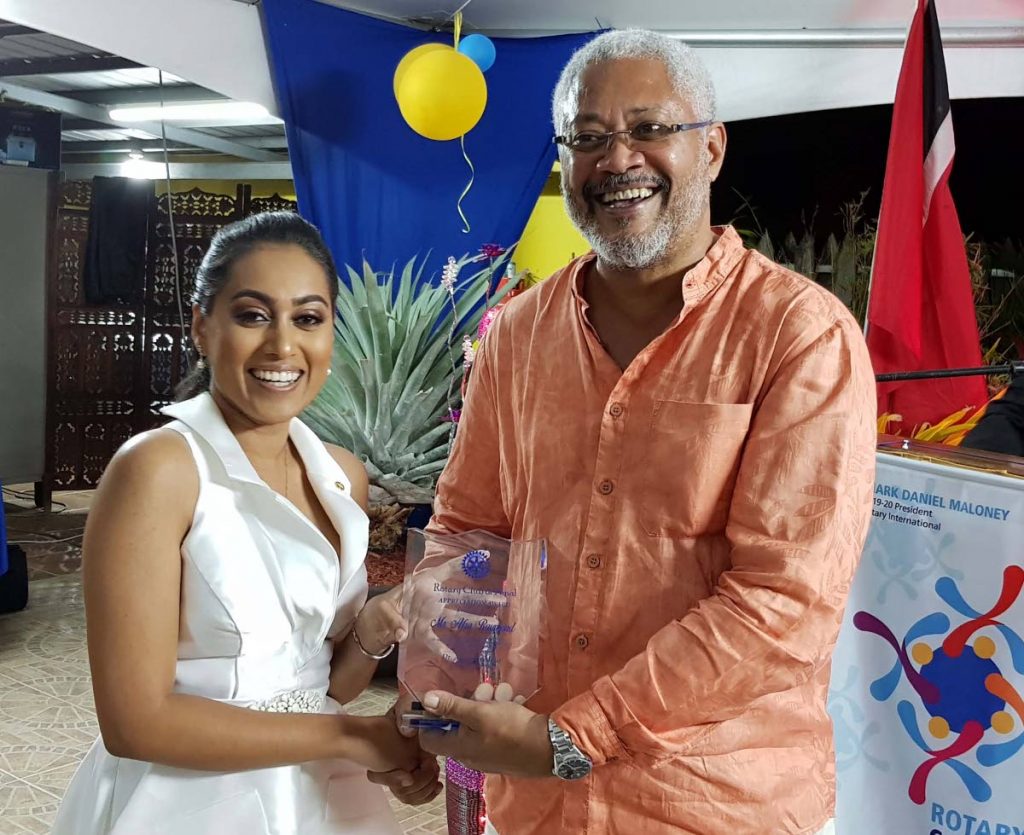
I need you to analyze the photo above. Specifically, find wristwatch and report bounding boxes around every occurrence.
[548,719,592,780]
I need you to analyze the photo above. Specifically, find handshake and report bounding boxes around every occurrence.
[363,680,545,806]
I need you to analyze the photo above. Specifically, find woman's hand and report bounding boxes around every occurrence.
[329,586,406,705]
[367,748,443,806]
[344,712,420,773]
[352,585,406,657]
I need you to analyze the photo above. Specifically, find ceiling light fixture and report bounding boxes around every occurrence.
[109,101,275,123]
[121,158,165,179]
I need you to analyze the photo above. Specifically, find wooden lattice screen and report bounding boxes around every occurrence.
[43,182,297,498]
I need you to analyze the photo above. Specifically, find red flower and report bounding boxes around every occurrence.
[477,307,500,340]
[480,243,506,259]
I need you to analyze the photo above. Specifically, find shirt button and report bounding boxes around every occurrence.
[575,634,590,649]
[608,402,624,418]
[598,479,614,495]
[586,554,602,569]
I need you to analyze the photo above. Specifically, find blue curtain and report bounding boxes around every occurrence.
[261,0,594,281]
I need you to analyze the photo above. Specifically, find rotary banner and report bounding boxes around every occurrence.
[830,450,1024,835]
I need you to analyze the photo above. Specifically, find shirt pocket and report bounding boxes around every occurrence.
[638,401,754,539]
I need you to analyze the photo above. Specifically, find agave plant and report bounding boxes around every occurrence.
[303,252,518,504]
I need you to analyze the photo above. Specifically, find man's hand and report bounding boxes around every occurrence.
[367,748,443,806]
[416,691,554,778]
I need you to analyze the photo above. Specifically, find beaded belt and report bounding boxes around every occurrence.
[250,688,326,714]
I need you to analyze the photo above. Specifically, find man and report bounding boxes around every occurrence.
[381,29,876,834]
[963,374,1024,457]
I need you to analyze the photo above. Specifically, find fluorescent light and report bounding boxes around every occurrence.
[120,158,166,179]
[109,101,273,123]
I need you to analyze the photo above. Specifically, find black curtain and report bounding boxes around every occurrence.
[83,176,153,305]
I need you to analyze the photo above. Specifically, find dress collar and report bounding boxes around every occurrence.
[160,392,351,492]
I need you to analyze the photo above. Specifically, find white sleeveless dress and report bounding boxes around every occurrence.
[52,392,401,835]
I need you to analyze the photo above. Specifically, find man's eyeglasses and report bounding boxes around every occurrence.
[553,121,713,154]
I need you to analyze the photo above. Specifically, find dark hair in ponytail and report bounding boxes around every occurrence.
[174,212,339,401]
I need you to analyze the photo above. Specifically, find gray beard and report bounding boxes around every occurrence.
[564,162,710,270]
[575,209,675,270]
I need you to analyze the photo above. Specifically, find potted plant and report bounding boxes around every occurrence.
[303,251,518,589]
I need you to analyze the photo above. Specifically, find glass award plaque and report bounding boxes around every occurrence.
[398,528,547,731]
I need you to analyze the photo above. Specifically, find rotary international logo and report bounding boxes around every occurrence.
[855,566,1024,806]
[461,549,491,581]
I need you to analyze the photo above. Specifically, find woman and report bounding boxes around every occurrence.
[53,213,440,834]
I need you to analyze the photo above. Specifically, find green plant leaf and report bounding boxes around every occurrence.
[304,250,516,499]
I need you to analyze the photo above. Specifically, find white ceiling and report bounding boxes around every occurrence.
[0,3,287,167]
[0,0,276,114]
[0,0,1021,178]
[274,0,1024,123]
[322,0,1024,32]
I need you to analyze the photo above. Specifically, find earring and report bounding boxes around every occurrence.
[197,355,207,370]
[327,368,333,376]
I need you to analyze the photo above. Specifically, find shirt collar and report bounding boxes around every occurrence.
[679,225,746,305]
[569,225,746,309]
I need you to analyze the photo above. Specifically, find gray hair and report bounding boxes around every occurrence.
[551,29,717,138]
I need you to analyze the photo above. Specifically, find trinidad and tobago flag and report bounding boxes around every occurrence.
[866,0,987,431]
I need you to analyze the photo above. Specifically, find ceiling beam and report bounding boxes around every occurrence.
[60,139,192,153]
[61,117,119,131]
[0,54,142,76]
[63,161,294,180]
[0,24,35,36]
[0,79,285,161]
[233,135,288,149]
[64,84,225,106]
[61,137,287,155]
[61,120,285,147]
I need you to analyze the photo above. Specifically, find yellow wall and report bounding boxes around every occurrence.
[515,194,590,280]
[514,168,589,280]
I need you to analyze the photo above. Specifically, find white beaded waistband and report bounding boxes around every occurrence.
[250,688,326,714]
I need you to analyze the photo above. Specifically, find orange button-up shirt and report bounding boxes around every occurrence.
[428,227,876,834]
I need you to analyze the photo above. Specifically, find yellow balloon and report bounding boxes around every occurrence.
[393,43,450,100]
[396,49,487,141]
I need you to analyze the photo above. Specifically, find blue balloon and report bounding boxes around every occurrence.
[458,34,496,73]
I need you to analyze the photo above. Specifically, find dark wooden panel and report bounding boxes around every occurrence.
[45,181,297,488]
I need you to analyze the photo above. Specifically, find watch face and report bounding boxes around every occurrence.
[557,756,592,780]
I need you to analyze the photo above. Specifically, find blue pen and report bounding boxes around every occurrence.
[406,715,460,732]
[402,701,461,733]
